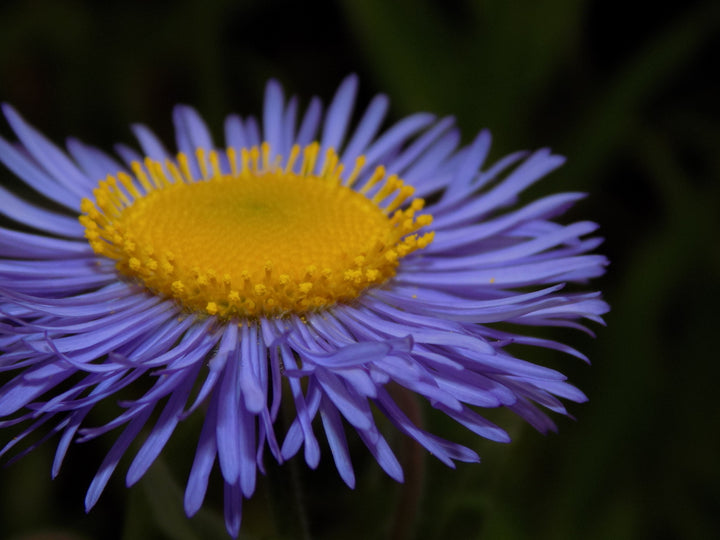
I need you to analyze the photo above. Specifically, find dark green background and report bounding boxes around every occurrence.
[1,1,718,539]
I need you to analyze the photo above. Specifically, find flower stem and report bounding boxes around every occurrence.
[388,385,426,540]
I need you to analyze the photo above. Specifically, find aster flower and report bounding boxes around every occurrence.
[0,75,608,536]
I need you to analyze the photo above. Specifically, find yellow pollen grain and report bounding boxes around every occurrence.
[80,144,433,319]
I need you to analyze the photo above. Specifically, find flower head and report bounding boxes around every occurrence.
[0,75,608,536]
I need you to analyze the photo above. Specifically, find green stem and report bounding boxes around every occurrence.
[388,385,426,540]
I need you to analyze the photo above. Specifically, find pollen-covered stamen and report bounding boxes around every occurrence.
[80,143,434,319]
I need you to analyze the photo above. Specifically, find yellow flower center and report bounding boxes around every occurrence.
[80,143,433,319]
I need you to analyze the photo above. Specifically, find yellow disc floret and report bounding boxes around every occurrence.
[80,143,433,319]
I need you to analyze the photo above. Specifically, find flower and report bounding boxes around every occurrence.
[0,75,608,537]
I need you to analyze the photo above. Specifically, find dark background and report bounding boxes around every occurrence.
[1,1,719,539]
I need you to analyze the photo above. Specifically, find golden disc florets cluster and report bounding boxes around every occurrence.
[79,143,433,319]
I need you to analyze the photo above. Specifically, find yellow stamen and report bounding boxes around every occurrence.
[80,144,433,319]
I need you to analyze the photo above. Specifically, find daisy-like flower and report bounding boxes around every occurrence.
[0,76,608,536]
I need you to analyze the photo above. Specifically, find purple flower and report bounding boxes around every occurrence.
[0,75,608,537]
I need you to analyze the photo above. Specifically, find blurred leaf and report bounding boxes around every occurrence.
[533,110,720,540]
[341,0,585,146]
[559,0,720,190]
[130,459,235,540]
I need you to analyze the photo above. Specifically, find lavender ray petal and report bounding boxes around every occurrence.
[184,389,219,517]
[2,104,95,197]
[0,136,81,209]
[126,362,202,486]
[84,403,154,511]
[340,93,389,165]
[262,79,285,159]
[295,97,322,147]
[0,184,84,237]
[320,74,358,156]
[319,395,355,488]
[131,124,171,161]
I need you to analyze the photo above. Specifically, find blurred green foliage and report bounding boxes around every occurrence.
[1,0,719,539]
